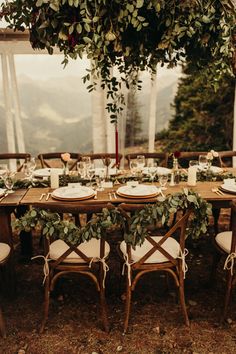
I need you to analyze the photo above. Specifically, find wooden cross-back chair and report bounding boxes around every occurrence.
[172,151,208,168]
[125,152,168,167]
[33,202,114,333]
[212,200,236,320]
[81,153,123,168]
[118,203,192,333]
[0,242,11,337]
[218,151,236,168]
[37,152,81,171]
[0,153,31,172]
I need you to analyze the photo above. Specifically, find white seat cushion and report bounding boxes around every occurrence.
[49,238,110,263]
[120,236,181,263]
[0,243,11,263]
[215,231,233,254]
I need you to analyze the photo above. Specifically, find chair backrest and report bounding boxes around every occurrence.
[119,203,191,267]
[125,152,168,167]
[33,202,115,263]
[0,153,31,172]
[37,152,81,170]
[81,153,123,168]
[218,151,236,168]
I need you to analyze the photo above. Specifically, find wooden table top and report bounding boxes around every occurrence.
[17,181,236,207]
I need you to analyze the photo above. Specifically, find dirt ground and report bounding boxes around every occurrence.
[1,211,236,354]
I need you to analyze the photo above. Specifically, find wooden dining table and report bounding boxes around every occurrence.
[1,178,236,245]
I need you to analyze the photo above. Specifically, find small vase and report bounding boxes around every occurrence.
[63,162,69,175]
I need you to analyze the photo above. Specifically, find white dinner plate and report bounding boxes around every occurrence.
[33,168,64,178]
[142,167,171,175]
[116,184,159,198]
[52,186,95,201]
[95,168,117,176]
[198,166,223,174]
[0,188,6,197]
[220,184,236,194]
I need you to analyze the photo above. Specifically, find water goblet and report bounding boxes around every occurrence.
[130,160,139,179]
[95,168,105,191]
[87,164,95,186]
[77,161,86,179]
[23,157,36,181]
[0,164,8,180]
[137,155,145,170]
[159,174,168,190]
[82,156,91,178]
[198,155,208,170]
[149,167,157,184]
[4,172,15,193]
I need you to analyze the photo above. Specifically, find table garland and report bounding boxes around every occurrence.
[13,189,211,247]
[0,170,235,190]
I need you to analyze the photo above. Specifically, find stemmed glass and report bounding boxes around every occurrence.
[87,164,95,186]
[159,174,168,190]
[102,157,111,181]
[137,155,145,170]
[148,167,157,184]
[23,157,36,181]
[198,155,208,170]
[95,168,105,191]
[82,156,91,178]
[130,160,139,179]
[3,171,16,193]
[77,161,86,179]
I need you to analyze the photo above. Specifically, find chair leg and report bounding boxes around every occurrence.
[123,279,132,334]
[222,272,234,321]
[178,273,190,326]
[99,286,109,332]
[40,277,50,333]
[0,307,6,338]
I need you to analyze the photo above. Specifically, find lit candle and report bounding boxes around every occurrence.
[187,166,197,186]
[50,170,59,189]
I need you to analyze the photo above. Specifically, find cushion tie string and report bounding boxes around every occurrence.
[224,252,236,275]
[31,253,52,285]
[89,257,109,288]
[122,252,135,287]
[177,248,189,279]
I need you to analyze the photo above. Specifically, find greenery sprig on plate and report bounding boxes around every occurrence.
[13,189,211,247]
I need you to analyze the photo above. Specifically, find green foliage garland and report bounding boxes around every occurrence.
[1,0,235,122]
[14,189,211,247]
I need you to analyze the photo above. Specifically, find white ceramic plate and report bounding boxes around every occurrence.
[220,184,236,194]
[52,186,95,201]
[95,168,117,176]
[142,167,171,175]
[33,168,64,177]
[117,184,159,198]
[0,188,6,197]
[198,165,222,174]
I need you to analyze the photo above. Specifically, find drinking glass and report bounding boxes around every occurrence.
[3,172,15,193]
[159,174,168,190]
[189,160,199,168]
[95,168,105,191]
[198,155,208,170]
[137,155,145,170]
[77,161,86,179]
[130,160,139,178]
[0,164,8,179]
[148,167,157,184]
[87,164,95,186]
[23,157,36,180]
[82,156,91,178]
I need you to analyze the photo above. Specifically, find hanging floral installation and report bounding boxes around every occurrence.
[1,0,235,122]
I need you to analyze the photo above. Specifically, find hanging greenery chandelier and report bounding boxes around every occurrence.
[1,0,235,122]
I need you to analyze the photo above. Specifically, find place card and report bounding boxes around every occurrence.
[101,181,113,188]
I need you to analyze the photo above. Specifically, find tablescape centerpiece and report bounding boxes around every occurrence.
[61,153,71,175]
[206,149,219,169]
[13,189,211,248]
[0,1,235,125]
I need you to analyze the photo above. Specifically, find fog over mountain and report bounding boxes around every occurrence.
[0,66,181,155]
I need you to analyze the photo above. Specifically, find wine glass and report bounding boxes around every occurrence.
[82,156,91,178]
[3,171,16,193]
[137,155,145,170]
[77,161,86,179]
[0,164,8,180]
[148,167,157,184]
[198,155,208,170]
[130,160,139,178]
[95,168,105,191]
[23,157,36,181]
[87,164,95,186]
[159,174,168,190]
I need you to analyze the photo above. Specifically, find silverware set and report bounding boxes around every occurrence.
[108,191,117,200]
[0,192,9,202]
[39,192,51,201]
[211,188,225,196]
